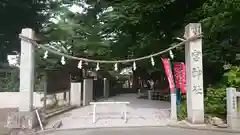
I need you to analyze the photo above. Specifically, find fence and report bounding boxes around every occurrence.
[0,68,45,92]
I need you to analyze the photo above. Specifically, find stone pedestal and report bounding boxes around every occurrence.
[83,79,93,106]
[70,83,82,106]
[7,112,37,129]
[184,23,204,124]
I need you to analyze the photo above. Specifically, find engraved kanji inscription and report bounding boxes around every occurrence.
[232,96,236,110]
[192,85,203,95]
[191,50,201,62]
[191,25,201,36]
[192,67,202,79]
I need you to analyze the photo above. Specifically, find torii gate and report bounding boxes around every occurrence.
[18,23,204,128]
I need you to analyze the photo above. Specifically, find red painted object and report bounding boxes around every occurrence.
[174,63,182,88]
[161,58,175,93]
[181,63,186,94]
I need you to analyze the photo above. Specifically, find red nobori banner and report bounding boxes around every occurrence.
[161,58,175,93]
[181,63,186,94]
[173,62,186,94]
[174,63,182,88]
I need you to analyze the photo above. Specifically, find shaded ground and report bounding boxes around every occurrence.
[46,94,171,129]
[0,108,18,135]
[41,127,239,135]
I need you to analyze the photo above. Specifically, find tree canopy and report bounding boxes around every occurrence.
[1,0,240,82]
[0,0,52,62]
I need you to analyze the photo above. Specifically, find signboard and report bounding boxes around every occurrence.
[161,58,175,93]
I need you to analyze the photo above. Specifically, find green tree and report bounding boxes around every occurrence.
[0,0,53,62]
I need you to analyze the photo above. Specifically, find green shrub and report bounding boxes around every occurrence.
[178,96,187,120]
[223,66,240,88]
[204,66,240,118]
[204,86,227,118]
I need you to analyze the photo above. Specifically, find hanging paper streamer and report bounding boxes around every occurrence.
[151,57,155,66]
[96,63,100,71]
[169,50,174,59]
[114,63,118,71]
[61,56,66,65]
[133,62,136,70]
[43,51,48,59]
[161,58,175,93]
[77,60,82,69]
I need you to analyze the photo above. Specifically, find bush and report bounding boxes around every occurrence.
[204,86,227,118]
[223,66,240,88]
[178,96,187,120]
[204,66,240,118]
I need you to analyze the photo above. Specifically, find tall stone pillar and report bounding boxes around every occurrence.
[184,23,204,124]
[19,28,35,112]
[83,78,93,106]
[6,29,37,131]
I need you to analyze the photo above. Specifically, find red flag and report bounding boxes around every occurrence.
[181,63,186,94]
[161,58,175,93]
[174,63,182,88]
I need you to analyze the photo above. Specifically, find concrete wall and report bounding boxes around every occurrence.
[0,92,69,108]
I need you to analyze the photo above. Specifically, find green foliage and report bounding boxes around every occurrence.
[0,0,53,61]
[0,68,45,92]
[223,66,240,88]
[204,66,240,118]
[178,96,187,120]
[0,69,19,92]
[204,86,227,117]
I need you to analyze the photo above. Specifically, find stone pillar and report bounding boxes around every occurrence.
[70,83,82,106]
[19,28,35,112]
[103,78,109,98]
[83,78,93,106]
[184,23,204,124]
[6,28,37,131]
[170,93,177,122]
[227,87,240,129]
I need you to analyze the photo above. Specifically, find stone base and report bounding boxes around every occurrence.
[187,109,204,124]
[6,111,38,129]
[227,115,240,129]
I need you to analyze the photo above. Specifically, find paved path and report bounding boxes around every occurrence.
[46,94,171,129]
[42,127,239,135]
